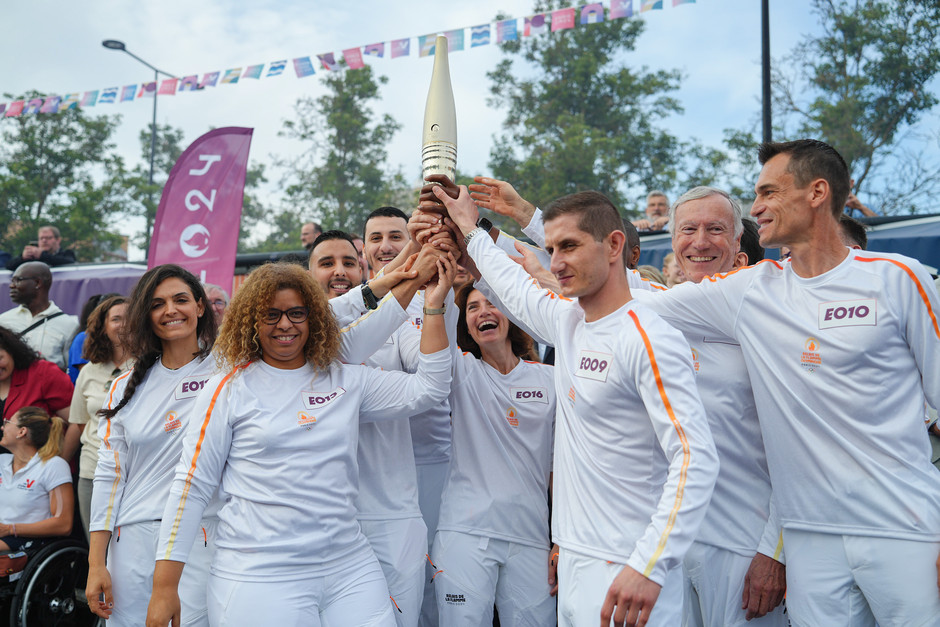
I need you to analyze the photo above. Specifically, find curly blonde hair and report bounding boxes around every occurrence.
[214,263,340,370]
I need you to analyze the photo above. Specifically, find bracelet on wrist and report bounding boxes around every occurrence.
[423,305,446,316]
[464,226,486,246]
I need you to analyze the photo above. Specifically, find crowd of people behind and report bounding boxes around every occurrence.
[1,138,939,627]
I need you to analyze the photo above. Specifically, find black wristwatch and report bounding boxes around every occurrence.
[476,216,493,232]
[361,284,379,310]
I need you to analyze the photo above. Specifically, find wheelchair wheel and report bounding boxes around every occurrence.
[8,539,99,627]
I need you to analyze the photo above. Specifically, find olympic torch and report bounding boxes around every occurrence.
[421,35,457,188]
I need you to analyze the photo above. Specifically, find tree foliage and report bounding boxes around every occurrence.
[0,94,127,261]
[486,0,687,212]
[774,0,940,214]
[277,64,411,237]
[123,123,185,253]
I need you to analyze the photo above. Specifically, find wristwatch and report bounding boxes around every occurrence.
[361,284,379,311]
[476,216,493,232]
[464,227,486,246]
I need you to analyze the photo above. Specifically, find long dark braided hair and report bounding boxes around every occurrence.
[98,264,217,419]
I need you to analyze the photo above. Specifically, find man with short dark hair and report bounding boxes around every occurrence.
[0,261,78,370]
[6,225,77,270]
[636,139,940,626]
[437,184,718,627]
[362,205,453,627]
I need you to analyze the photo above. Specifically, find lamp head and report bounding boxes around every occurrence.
[102,40,126,51]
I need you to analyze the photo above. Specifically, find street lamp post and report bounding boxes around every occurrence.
[102,40,177,253]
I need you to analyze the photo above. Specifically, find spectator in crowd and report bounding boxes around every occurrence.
[0,406,73,552]
[203,283,230,326]
[5,225,77,271]
[68,293,120,383]
[661,252,687,288]
[0,262,78,371]
[632,191,671,231]
[0,249,10,268]
[63,296,131,540]
[844,179,877,218]
[0,325,73,424]
[839,214,868,249]
[636,265,666,284]
[301,221,322,250]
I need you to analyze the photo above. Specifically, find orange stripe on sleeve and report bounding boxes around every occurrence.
[628,310,691,578]
[856,256,940,339]
[163,364,248,558]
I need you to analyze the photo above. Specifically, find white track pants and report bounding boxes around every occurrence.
[431,530,555,626]
[556,546,683,627]
[682,542,788,627]
[106,518,216,627]
[783,528,940,627]
[360,517,428,627]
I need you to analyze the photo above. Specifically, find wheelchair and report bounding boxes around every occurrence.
[0,536,100,627]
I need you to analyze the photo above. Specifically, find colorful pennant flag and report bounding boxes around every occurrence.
[99,87,118,103]
[318,53,340,71]
[673,0,695,5]
[59,93,80,110]
[293,56,316,78]
[418,35,436,57]
[178,76,200,92]
[496,19,518,42]
[343,48,365,70]
[267,60,287,77]
[524,14,549,36]
[158,79,178,95]
[641,0,663,11]
[0,104,6,117]
[23,98,44,115]
[470,24,491,47]
[444,29,464,52]
[221,69,241,84]
[391,37,410,58]
[551,8,576,31]
[242,64,264,79]
[199,72,220,88]
[41,96,61,113]
[120,85,136,102]
[5,101,24,117]
[137,83,157,99]
[81,90,99,107]
[610,0,633,19]
[364,42,385,57]
[581,3,605,23]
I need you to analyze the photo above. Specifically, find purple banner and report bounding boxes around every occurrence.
[148,127,253,292]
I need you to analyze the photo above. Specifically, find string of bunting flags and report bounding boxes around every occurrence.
[1,0,695,119]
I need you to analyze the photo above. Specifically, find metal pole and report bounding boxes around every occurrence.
[762,0,772,143]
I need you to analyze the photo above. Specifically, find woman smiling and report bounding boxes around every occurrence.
[147,260,455,627]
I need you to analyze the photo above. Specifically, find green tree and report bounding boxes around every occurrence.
[0,94,127,261]
[123,123,185,253]
[277,64,411,237]
[486,0,687,215]
[774,0,940,214]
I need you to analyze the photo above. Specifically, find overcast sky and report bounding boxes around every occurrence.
[3,0,937,259]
